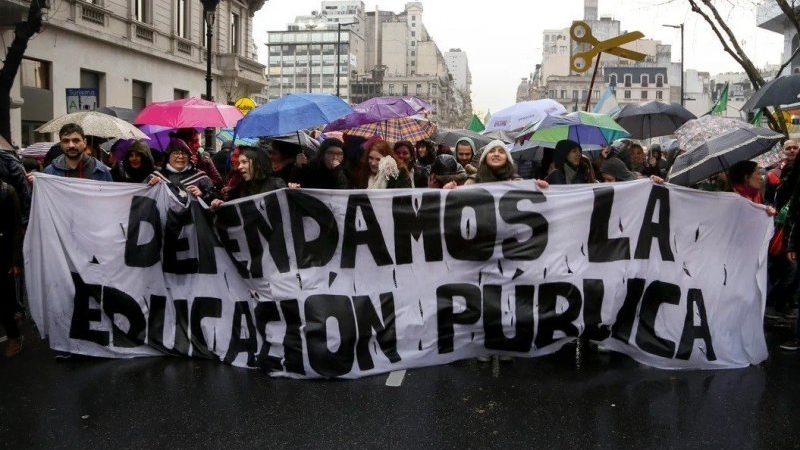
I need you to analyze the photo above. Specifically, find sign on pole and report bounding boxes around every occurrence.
[234,96,256,116]
[65,88,99,113]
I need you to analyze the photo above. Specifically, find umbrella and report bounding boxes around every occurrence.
[342,115,437,143]
[323,95,432,131]
[36,111,151,140]
[484,99,567,132]
[741,74,800,111]
[95,106,138,123]
[516,111,630,150]
[235,93,353,138]
[432,129,494,148]
[667,116,783,186]
[135,125,203,151]
[134,97,243,128]
[216,128,259,147]
[264,131,320,158]
[19,142,56,159]
[613,101,696,139]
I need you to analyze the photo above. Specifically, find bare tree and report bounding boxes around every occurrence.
[688,0,800,134]
[0,0,45,144]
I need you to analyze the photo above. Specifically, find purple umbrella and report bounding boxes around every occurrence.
[323,96,433,131]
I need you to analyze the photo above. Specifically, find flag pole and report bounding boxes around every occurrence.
[585,52,602,112]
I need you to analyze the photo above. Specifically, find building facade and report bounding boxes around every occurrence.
[2,0,269,146]
[264,1,469,128]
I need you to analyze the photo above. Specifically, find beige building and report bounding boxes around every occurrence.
[2,0,268,146]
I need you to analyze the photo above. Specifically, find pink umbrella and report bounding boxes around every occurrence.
[133,97,243,128]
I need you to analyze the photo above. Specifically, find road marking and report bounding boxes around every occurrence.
[385,370,406,387]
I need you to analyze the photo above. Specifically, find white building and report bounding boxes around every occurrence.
[2,0,268,146]
[757,2,800,75]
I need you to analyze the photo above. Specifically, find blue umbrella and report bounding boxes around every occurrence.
[234,93,354,138]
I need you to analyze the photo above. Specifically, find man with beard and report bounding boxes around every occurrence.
[38,123,112,181]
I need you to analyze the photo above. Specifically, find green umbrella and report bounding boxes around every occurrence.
[517,111,630,150]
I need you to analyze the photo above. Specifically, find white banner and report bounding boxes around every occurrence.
[25,174,771,378]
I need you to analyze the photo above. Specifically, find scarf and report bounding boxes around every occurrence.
[732,183,762,204]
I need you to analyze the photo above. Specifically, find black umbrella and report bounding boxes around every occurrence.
[741,74,800,111]
[263,131,319,158]
[432,129,494,148]
[613,101,696,139]
[666,120,782,186]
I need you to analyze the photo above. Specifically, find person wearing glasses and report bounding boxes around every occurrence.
[147,138,220,206]
[291,138,350,189]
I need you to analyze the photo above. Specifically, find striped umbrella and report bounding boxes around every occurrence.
[20,141,57,158]
[342,115,437,144]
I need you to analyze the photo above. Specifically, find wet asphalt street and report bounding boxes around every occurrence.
[2,320,800,450]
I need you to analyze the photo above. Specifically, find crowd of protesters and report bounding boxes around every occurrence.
[0,121,793,359]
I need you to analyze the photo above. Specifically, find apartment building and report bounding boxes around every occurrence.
[2,0,268,145]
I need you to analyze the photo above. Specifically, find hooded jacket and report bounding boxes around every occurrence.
[113,141,155,183]
[454,137,478,174]
[546,139,594,185]
[44,154,112,181]
[229,147,286,199]
[427,154,468,186]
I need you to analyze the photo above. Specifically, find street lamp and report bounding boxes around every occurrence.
[201,0,220,153]
[663,23,684,107]
[336,21,358,98]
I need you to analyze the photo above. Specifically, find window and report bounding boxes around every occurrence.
[411,31,415,37]
[411,15,416,21]
[624,90,631,99]
[641,74,649,87]
[572,90,578,99]
[230,13,240,54]
[389,84,395,94]
[609,74,617,86]
[402,84,408,95]
[641,90,648,99]
[416,84,422,95]
[411,22,416,27]
[411,41,415,47]
[80,69,103,106]
[174,88,188,99]
[176,0,189,38]
[560,89,567,98]
[656,74,664,87]
[21,58,50,90]
[132,80,150,110]
[623,74,632,87]
[656,90,663,100]
[593,90,599,100]
[134,0,150,23]
[411,50,415,56]
[411,60,415,66]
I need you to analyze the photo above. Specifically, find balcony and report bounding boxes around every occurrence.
[757,1,793,34]
[0,0,34,28]
[217,53,268,89]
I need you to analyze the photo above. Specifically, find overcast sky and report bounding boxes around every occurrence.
[252,0,784,114]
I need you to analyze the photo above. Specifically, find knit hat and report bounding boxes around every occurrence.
[479,139,513,166]
[164,138,192,160]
